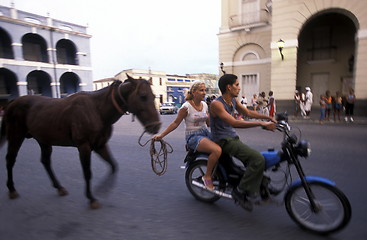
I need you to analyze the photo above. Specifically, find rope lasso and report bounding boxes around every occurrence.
[138,131,173,176]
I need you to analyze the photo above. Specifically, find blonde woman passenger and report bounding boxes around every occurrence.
[153,81,221,190]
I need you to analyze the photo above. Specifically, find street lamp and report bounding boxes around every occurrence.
[277,39,285,60]
[220,62,226,74]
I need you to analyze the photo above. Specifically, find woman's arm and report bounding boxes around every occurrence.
[153,107,187,140]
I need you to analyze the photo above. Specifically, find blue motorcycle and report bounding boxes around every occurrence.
[184,113,351,235]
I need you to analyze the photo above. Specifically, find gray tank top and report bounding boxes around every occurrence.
[210,96,238,142]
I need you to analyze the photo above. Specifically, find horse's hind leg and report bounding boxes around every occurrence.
[78,144,100,209]
[6,136,25,199]
[94,145,118,173]
[93,145,118,196]
[39,143,68,196]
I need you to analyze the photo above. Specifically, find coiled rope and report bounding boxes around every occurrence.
[138,131,173,176]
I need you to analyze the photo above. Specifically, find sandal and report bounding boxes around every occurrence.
[202,177,214,191]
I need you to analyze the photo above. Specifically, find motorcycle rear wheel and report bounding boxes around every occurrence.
[185,160,225,203]
[285,182,351,235]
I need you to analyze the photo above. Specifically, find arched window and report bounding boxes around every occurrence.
[22,33,49,63]
[56,39,78,65]
[0,68,18,100]
[26,70,52,97]
[242,51,259,61]
[60,72,80,97]
[0,28,14,59]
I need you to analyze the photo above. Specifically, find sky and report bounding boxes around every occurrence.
[1,0,221,80]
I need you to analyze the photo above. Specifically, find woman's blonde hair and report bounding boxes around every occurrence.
[185,81,205,101]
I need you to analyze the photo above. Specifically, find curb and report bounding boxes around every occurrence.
[288,117,367,125]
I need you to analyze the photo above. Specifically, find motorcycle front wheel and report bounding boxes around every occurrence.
[285,181,351,235]
[185,160,225,203]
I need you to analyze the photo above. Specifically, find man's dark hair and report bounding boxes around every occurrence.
[218,74,237,94]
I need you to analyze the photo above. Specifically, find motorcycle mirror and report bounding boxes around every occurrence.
[276,112,288,122]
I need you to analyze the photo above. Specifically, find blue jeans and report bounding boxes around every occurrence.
[320,108,326,121]
[185,128,212,152]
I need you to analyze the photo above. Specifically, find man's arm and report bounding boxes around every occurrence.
[210,100,276,130]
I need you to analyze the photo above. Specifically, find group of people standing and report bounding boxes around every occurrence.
[319,89,356,123]
[240,91,276,118]
[294,87,356,123]
[294,87,313,119]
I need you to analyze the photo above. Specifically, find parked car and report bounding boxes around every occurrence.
[159,102,178,114]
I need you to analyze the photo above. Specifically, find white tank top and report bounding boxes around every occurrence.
[181,101,209,133]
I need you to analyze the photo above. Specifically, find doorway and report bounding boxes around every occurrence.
[241,73,259,101]
[311,73,329,104]
[297,11,357,101]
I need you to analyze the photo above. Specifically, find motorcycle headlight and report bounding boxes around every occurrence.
[296,140,311,158]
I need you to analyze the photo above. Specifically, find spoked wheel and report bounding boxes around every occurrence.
[285,182,351,235]
[185,160,225,203]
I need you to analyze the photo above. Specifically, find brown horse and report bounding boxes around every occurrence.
[0,75,161,209]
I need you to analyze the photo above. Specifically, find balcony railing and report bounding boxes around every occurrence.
[229,9,270,30]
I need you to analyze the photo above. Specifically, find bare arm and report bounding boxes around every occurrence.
[210,99,276,131]
[153,107,187,140]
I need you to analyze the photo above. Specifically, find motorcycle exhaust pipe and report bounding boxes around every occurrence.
[191,180,233,199]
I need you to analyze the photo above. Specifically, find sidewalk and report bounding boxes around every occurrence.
[288,111,367,125]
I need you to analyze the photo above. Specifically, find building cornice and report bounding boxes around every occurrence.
[0,58,92,71]
[223,58,271,67]
[0,15,91,38]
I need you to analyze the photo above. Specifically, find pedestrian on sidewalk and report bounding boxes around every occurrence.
[319,95,326,124]
[334,91,343,122]
[304,87,313,118]
[345,88,356,122]
[325,90,333,121]
[294,90,301,118]
[268,91,276,117]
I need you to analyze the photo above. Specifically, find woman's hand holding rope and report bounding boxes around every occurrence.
[138,131,173,176]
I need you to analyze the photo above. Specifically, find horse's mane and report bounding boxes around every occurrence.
[69,77,150,98]
[71,79,122,97]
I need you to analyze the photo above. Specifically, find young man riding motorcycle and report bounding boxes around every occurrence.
[210,74,277,211]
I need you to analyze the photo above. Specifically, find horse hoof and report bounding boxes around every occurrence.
[58,188,69,196]
[9,191,19,199]
[90,201,101,209]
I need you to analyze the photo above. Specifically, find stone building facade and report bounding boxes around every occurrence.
[0,5,92,107]
[219,0,367,115]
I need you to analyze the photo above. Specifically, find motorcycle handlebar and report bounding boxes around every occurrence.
[276,120,291,132]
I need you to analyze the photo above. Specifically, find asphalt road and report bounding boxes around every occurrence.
[0,114,366,240]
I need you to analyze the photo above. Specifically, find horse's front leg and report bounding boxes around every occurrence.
[39,142,68,196]
[78,144,100,209]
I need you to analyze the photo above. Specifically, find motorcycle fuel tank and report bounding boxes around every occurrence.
[261,150,281,169]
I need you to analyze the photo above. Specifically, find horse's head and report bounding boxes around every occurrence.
[119,75,161,134]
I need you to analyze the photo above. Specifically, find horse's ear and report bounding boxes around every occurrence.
[111,80,122,86]
[126,74,134,80]
[125,74,138,85]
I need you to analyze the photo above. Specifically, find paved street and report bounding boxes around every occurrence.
[0,114,366,240]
